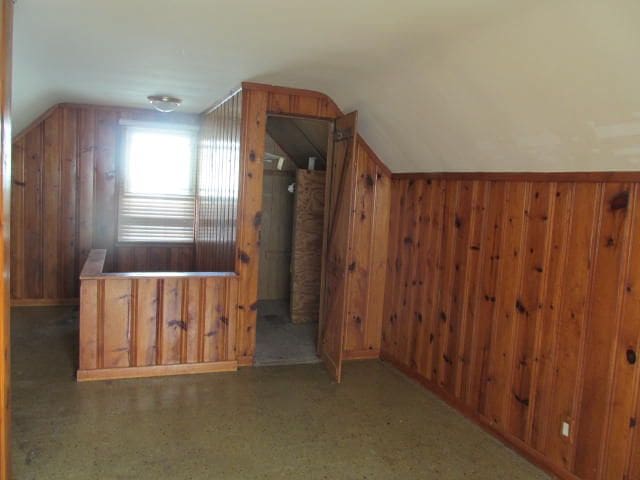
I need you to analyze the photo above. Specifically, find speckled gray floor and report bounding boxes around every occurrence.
[11,306,550,479]
[255,300,319,366]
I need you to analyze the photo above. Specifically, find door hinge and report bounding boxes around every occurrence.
[334,127,353,141]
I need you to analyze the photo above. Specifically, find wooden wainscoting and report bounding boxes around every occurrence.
[77,250,238,381]
[382,174,640,480]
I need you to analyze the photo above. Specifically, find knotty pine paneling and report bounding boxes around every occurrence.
[195,90,242,272]
[114,244,194,273]
[11,104,199,304]
[78,251,238,381]
[234,86,268,365]
[342,139,390,359]
[382,176,640,480]
[244,82,342,120]
[235,82,391,364]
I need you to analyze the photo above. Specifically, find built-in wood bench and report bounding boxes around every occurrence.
[77,249,239,381]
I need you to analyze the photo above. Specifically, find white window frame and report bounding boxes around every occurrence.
[116,120,199,244]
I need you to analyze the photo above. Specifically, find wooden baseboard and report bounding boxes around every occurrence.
[77,360,238,382]
[11,298,79,307]
[237,355,254,367]
[380,352,580,480]
[343,349,380,361]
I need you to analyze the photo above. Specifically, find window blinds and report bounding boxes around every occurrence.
[117,125,197,243]
[117,193,195,242]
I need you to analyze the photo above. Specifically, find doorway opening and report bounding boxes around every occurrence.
[255,115,331,366]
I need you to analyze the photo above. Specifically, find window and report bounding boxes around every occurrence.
[118,124,197,243]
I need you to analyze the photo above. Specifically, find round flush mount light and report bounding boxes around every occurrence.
[147,95,182,113]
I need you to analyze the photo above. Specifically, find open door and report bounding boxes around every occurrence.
[319,112,357,383]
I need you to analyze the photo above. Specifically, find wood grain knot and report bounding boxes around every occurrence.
[610,191,630,211]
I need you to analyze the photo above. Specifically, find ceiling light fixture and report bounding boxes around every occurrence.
[147,95,182,113]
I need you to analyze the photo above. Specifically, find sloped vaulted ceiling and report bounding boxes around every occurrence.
[12,0,640,172]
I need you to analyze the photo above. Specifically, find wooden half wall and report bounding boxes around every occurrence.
[78,250,237,381]
[235,83,391,364]
[382,173,640,480]
[11,104,199,305]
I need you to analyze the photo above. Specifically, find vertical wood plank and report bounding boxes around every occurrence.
[135,278,158,366]
[432,180,461,385]
[10,138,25,299]
[42,108,61,299]
[457,181,490,401]
[203,278,226,362]
[226,278,238,361]
[416,180,446,379]
[628,396,640,479]
[507,182,554,441]
[79,280,98,369]
[366,166,390,353]
[483,181,529,428]
[161,278,184,365]
[574,183,633,478]
[394,178,425,368]
[186,277,201,363]
[77,107,96,277]
[602,184,640,479]
[24,125,43,299]
[468,181,505,410]
[93,109,118,271]
[440,180,475,393]
[529,182,572,449]
[382,178,405,357]
[542,183,601,470]
[235,88,268,362]
[60,107,78,297]
[102,279,131,368]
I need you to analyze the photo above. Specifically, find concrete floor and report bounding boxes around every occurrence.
[11,306,550,480]
[255,300,319,366]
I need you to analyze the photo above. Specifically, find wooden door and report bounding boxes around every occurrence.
[0,0,11,477]
[319,112,358,383]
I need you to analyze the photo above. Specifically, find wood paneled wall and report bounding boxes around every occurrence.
[195,90,242,272]
[0,0,11,475]
[11,104,199,304]
[78,250,238,381]
[382,174,640,480]
[235,86,267,365]
[343,140,390,359]
[235,83,391,364]
[114,244,194,273]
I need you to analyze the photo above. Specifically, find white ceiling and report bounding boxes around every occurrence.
[12,0,640,172]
